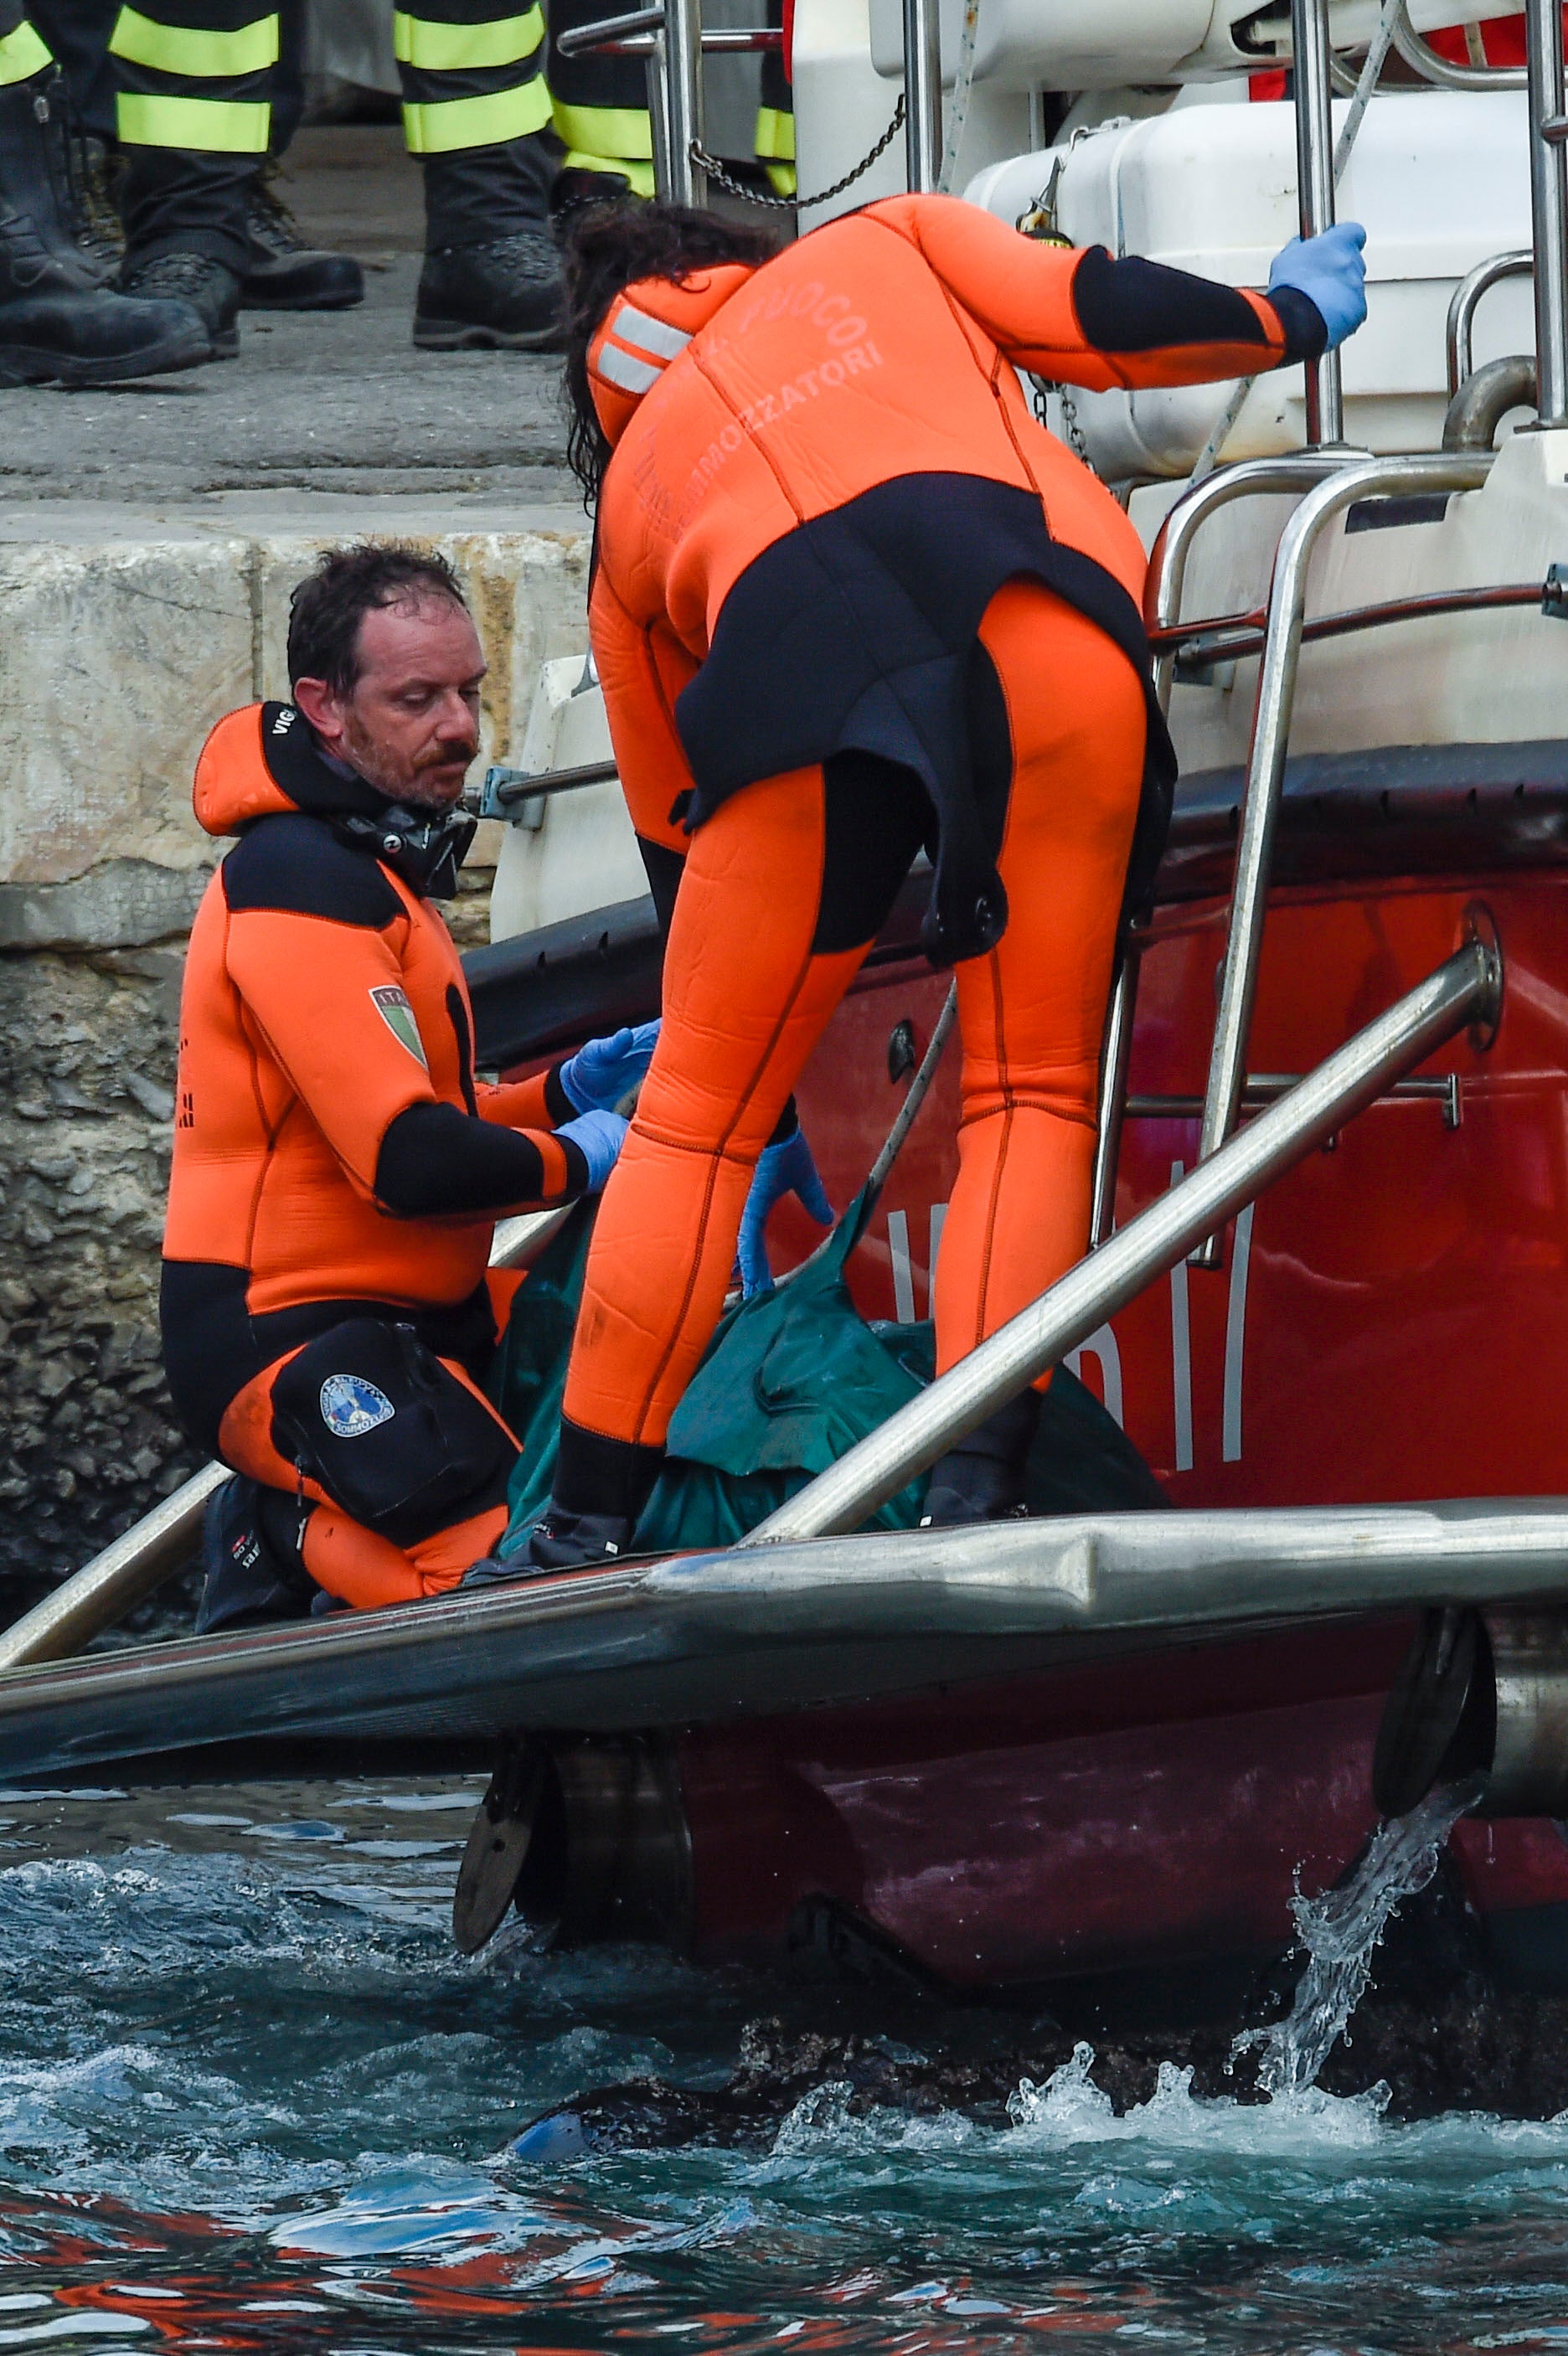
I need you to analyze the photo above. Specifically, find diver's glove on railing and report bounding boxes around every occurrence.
[1267,221,1368,352]
[558,1107,628,1193]
[559,1019,662,1115]
[737,1126,833,1298]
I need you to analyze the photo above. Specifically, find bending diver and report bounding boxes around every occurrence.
[499,193,1367,1570]
[161,543,658,1618]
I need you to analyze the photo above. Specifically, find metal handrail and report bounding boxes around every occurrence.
[1088,937,1142,1247]
[1293,0,1345,445]
[1086,456,1359,1249]
[902,0,941,192]
[553,0,704,202]
[1143,455,1359,714]
[556,24,776,53]
[1447,250,1533,397]
[1189,449,1493,1264]
[740,930,1501,1544]
[478,758,618,817]
[554,4,663,49]
[1153,575,1546,665]
[1526,0,1568,424]
[1391,12,1526,88]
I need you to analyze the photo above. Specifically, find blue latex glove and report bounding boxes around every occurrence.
[736,1126,833,1298]
[559,1019,661,1115]
[1267,220,1368,352]
[559,1107,627,1193]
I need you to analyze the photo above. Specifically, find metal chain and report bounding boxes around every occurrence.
[690,96,905,211]
[1020,161,1101,478]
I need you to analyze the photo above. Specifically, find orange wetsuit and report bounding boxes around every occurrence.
[162,700,596,1606]
[546,194,1323,1524]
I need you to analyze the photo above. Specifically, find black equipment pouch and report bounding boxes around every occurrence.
[270,1317,515,1547]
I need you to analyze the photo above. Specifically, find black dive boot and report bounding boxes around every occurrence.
[118,249,240,358]
[0,72,207,385]
[241,162,364,310]
[463,1508,635,1587]
[920,1390,1041,1528]
[413,227,565,351]
[462,1425,662,1584]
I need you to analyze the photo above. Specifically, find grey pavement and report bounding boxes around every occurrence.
[0,127,579,507]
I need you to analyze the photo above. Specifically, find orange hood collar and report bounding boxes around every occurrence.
[587,264,756,446]
[193,702,386,838]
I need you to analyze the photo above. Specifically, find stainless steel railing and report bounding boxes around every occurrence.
[1187,448,1493,1263]
[1292,0,1346,446]
[1447,250,1534,398]
[902,0,942,192]
[740,926,1501,1545]
[1087,455,1359,1248]
[1525,0,1568,425]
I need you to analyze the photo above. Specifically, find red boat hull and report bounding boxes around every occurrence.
[672,869,1568,1992]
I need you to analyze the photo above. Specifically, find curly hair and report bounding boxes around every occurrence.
[561,199,781,508]
[286,542,467,696]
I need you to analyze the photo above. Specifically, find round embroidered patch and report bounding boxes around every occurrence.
[319,1373,396,1439]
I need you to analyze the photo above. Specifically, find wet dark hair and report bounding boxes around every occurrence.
[286,542,468,696]
[562,199,781,507]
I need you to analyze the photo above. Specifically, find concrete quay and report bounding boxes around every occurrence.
[0,128,595,1606]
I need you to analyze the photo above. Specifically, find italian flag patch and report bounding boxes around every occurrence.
[369,984,429,1070]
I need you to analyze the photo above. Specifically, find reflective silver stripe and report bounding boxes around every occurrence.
[596,343,662,394]
[611,302,691,360]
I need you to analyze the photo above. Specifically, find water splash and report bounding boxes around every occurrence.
[1235,1775,1486,2101]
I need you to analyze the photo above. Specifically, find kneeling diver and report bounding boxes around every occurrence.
[161,542,656,1617]
[504,193,1366,1569]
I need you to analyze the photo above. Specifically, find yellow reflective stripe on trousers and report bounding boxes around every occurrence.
[560,147,655,198]
[549,100,652,162]
[109,5,278,77]
[393,8,543,71]
[401,75,550,153]
[0,19,52,84]
[116,90,271,151]
[754,102,795,162]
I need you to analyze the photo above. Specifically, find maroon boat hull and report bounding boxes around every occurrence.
[669,864,1568,1989]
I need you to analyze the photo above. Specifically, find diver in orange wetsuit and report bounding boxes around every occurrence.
[162,543,655,1622]
[489,195,1368,1572]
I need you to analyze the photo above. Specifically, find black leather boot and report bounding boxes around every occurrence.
[920,1390,1041,1528]
[118,248,240,358]
[413,227,565,351]
[70,132,122,281]
[241,163,364,311]
[0,72,208,385]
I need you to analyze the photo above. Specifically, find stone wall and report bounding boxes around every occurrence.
[0,503,590,1616]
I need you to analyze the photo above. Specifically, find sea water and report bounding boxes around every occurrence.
[3,1776,1567,2353]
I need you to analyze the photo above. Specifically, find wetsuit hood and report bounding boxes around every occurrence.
[586,264,756,446]
[194,702,476,900]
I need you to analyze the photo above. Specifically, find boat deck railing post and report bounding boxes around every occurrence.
[1292,0,1345,446]
[739,927,1502,1546]
[1087,455,1360,1245]
[902,0,941,192]
[1526,0,1568,425]
[1187,449,1493,1266]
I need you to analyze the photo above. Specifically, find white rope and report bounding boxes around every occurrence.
[936,0,981,194]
